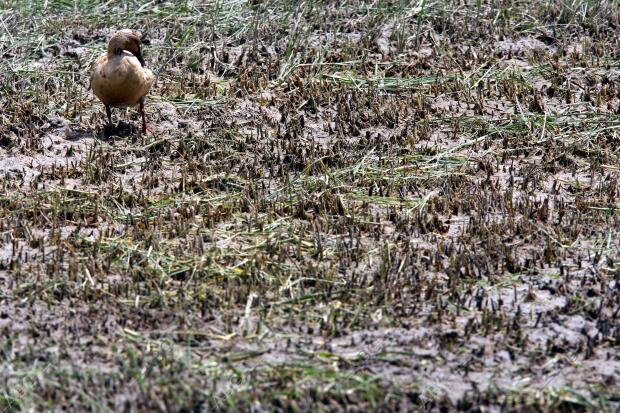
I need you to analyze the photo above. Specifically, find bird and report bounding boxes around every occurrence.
[90,29,155,134]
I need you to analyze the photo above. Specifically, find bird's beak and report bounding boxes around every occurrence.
[135,48,145,67]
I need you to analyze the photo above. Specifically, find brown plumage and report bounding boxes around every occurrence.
[90,29,155,134]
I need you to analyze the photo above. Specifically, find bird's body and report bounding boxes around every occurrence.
[90,29,154,133]
[90,51,154,108]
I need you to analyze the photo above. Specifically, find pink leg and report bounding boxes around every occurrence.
[139,99,148,134]
[105,104,112,127]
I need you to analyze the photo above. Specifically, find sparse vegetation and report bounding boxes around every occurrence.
[1,0,619,411]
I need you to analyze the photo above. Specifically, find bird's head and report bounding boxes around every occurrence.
[107,29,145,66]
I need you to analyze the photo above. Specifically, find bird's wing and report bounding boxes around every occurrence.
[89,53,107,90]
[144,67,156,91]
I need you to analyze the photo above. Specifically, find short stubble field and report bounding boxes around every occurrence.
[0,0,619,411]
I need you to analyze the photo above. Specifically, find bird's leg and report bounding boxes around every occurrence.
[139,98,148,134]
[105,104,112,128]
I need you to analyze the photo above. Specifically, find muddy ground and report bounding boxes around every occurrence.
[0,0,619,412]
